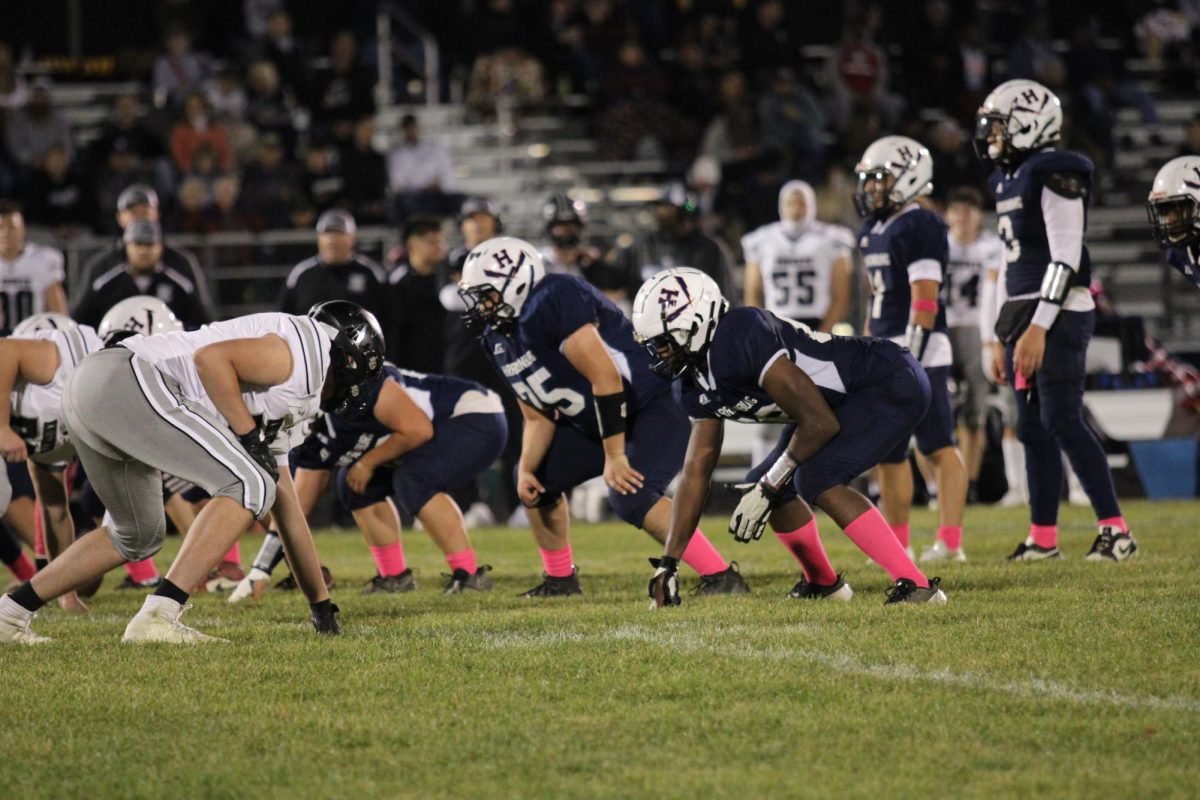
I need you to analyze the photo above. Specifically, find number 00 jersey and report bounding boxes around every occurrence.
[0,243,65,335]
[481,274,669,439]
[741,222,847,321]
[11,324,103,462]
[675,307,907,423]
[944,231,1004,329]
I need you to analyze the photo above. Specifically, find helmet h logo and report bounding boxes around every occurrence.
[128,314,147,332]
[896,145,914,162]
[658,287,681,309]
[660,275,694,322]
[484,249,524,279]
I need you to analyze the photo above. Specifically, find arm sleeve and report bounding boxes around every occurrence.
[1040,187,1085,268]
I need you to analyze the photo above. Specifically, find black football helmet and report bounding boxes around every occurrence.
[308,300,386,418]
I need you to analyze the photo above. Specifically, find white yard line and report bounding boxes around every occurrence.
[483,625,1200,714]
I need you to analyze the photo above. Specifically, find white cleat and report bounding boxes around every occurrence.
[920,539,966,563]
[123,602,229,644]
[228,567,272,604]
[0,611,51,644]
[997,491,1026,508]
[463,501,496,528]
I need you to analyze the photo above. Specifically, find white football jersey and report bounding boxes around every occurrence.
[945,231,1004,328]
[121,313,332,461]
[11,324,103,462]
[0,243,65,332]
[742,223,844,321]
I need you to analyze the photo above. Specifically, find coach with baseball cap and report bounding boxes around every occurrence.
[72,220,211,329]
[78,182,214,315]
[279,209,389,329]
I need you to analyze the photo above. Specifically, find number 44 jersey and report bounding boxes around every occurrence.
[945,231,1004,329]
[482,273,670,439]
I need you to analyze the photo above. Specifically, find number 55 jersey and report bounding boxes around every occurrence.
[481,273,670,439]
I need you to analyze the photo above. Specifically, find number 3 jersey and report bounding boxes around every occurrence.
[741,222,849,322]
[858,203,951,367]
[10,324,104,463]
[482,273,669,439]
[675,307,906,422]
[945,231,1004,329]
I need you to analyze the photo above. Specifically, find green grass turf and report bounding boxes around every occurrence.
[2,499,1199,799]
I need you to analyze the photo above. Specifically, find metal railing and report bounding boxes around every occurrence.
[376,1,440,109]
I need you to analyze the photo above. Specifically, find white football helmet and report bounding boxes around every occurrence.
[98,295,183,339]
[11,313,77,336]
[853,135,934,218]
[458,236,545,335]
[974,79,1063,166]
[1147,155,1200,249]
[632,267,727,379]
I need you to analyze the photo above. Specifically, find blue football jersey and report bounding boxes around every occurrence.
[291,364,483,469]
[675,307,907,423]
[1166,245,1200,289]
[482,274,669,439]
[858,204,949,340]
[989,149,1093,297]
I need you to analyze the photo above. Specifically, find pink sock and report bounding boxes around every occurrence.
[681,529,729,576]
[7,552,36,581]
[775,519,837,585]
[892,522,910,548]
[223,542,241,565]
[937,525,963,550]
[844,508,928,587]
[539,545,574,578]
[1098,516,1128,533]
[369,542,407,577]
[124,558,160,583]
[1030,524,1057,549]
[446,549,478,575]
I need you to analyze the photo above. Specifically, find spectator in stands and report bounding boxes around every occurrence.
[954,17,993,119]
[260,9,309,99]
[927,118,986,204]
[1007,15,1063,85]
[665,37,719,138]
[757,68,826,181]
[595,40,679,160]
[205,64,248,122]
[339,116,387,224]
[387,216,448,373]
[92,139,157,235]
[89,93,167,169]
[6,78,72,171]
[467,48,547,120]
[700,70,760,170]
[739,0,798,80]
[73,220,211,329]
[824,5,903,132]
[169,91,233,174]
[1066,19,1164,146]
[279,209,388,326]
[153,28,214,105]
[467,0,531,61]
[310,30,376,142]
[613,182,733,298]
[168,177,214,234]
[243,0,284,40]
[900,0,958,113]
[240,131,303,228]
[80,184,214,317]
[24,144,91,235]
[298,140,346,226]
[244,59,298,154]
[386,114,457,221]
[210,173,253,232]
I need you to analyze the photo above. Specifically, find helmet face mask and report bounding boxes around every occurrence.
[641,328,701,380]
[459,283,518,336]
[972,113,1010,164]
[853,168,895,218]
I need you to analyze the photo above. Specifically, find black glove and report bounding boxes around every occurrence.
[238,426,279,483]
[311,600,341,635]
[647,556,681,609]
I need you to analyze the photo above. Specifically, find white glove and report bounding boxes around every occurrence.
[228,567,272,604]
[728,482,776,543]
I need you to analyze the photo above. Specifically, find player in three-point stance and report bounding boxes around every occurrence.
[635,268,947,607]
[0,302,384,643]
[458,237,747,597]
[854,136,969,561]
[1146,155,1200,288]
[975,78,1136,561]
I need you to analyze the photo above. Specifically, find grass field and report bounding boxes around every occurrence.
[2,499,1199,799]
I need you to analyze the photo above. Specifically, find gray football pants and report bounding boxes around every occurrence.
[61,347,276,561]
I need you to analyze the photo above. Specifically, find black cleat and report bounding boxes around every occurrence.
[1006,540,1062,561]
[520,568,583,598]
[443,565,494,594]
[787,573,853,601]
[1085,527,1139,562]
[693,561,750,596]
[363,569,417,594]
[117,575,162,591]
[884,577,947,605]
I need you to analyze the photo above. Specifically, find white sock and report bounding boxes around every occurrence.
[0,594,32,621]
[1001,437,1027,499]
[141,595,182,615]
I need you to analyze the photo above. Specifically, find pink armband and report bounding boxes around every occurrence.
[911,299,938,313]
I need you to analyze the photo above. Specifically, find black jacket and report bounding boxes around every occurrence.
[279,253,389,328]
[81,242,213,315]
[73,262,212,329]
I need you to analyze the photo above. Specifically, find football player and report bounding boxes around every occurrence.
[635,268,946,606]
[855,136,969,561]
[975,79,1136,561]
[742,180,854,333]
[937,186,1005,528]
[1146,155,1200,287]
[0,302,383,643]
[0,201,69,335]
[231,358,506,598]
[458,237,747,597]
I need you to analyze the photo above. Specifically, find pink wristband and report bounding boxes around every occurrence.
[911,299,938,313]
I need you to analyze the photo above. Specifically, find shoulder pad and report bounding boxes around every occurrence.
[1044,172,1088,200]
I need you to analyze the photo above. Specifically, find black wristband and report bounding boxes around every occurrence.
[594,391,627,439]
[658,556,679,573]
